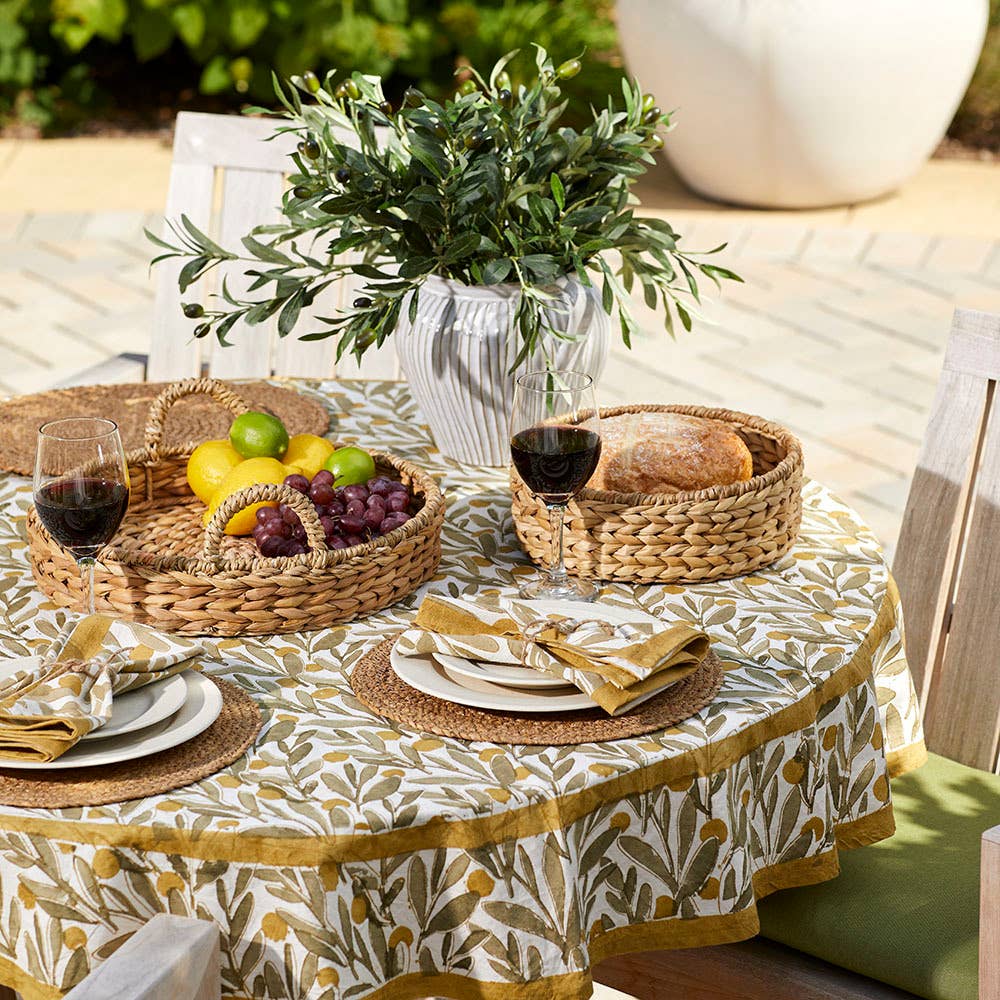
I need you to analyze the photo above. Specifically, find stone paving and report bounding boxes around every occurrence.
[3,155,1000,555]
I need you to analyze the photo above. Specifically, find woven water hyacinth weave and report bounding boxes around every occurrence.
[350,638,724,743]
[0,379,329,476]
[0,380,925,1000]
[0,678,261,808]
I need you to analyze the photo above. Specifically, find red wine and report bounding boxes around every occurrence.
[511,424,601,503]
[35,478,129,557]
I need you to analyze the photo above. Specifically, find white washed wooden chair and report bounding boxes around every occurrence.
[595,308,1000,999]
[150,110,398,382]
[0,914,219,1000]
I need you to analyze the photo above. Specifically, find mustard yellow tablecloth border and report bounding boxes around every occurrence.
[0,581,924,871]
[0,805,894,1000]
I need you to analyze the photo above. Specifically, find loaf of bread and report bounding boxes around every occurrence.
[589,411,754,495]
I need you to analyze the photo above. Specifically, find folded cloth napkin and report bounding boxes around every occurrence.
[395,595,709,715]
[0,615,204,763]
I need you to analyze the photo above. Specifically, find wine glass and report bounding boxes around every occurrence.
[510,370,602,601]
[33,418,130,616]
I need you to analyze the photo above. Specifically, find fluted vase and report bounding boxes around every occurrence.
[394,275,610,467]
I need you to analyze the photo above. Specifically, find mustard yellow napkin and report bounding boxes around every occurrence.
[0,616,203,763]
[396,595,709,715]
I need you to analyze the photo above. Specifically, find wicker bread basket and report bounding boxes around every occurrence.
[28,379,445,636]
[511,404,803,584]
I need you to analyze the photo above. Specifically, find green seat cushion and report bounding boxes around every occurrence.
[758,752,997,1000]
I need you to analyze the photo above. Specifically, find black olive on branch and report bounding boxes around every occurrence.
[297,139,321,160]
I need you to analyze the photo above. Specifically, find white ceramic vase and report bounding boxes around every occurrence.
[394,275,610,467]
[615,0,988,208]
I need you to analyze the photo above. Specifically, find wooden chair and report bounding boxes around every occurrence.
[594,307,1000,1000]
[149,110,398,382]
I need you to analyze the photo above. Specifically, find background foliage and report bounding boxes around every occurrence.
[3,0,997,146]
[949,0,1000,150]
[0,0,620,131]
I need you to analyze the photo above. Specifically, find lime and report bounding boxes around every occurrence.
[229,412,290,460]
[324,446,376,487]
[186,440,243,504]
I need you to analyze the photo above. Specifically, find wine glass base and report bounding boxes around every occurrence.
[517,575,598,602]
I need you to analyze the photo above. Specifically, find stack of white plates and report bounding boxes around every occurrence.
[391,600,656,713]
[0,664,223,771]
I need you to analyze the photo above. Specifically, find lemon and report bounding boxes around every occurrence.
[282,434,335,479]
[204,457,290,535]
[186,440,243,504]
[229,411,290,460]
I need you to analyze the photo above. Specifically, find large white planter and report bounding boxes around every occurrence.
[616,0,988,208]
[394,276,610,466]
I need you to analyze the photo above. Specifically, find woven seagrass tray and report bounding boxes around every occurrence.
[27,378,445,636]
[511,404,803,584]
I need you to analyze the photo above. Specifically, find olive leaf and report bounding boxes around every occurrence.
[150,47,740,364]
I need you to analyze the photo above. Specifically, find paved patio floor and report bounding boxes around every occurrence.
[3,139,1000,554]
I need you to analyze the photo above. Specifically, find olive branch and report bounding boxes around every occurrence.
[148,46,741,367]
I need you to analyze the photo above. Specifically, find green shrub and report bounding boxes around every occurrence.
[950,0,1000,149]
[0,0,621,131]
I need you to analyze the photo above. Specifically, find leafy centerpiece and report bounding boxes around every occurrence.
[151,48,740,465]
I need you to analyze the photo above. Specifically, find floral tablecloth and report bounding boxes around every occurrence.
[0,379,925,1000]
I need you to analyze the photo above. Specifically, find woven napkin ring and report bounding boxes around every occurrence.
[518,617,622,665]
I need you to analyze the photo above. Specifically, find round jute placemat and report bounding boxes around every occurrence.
[350,638,724,745]
[0,678,262,809]
[0,380,329,476]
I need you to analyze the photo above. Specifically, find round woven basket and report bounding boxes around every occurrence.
[28,379,445,636]
[510,404,803,584]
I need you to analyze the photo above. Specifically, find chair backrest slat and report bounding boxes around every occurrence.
[926,390,1000,768]
[171,112,294,172]
[894,308,1000,771]
[208,167,285,379]
[271,281,340,378]
[151,111,395,382]
[147,162,215,382]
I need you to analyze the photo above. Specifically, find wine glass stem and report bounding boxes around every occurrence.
[546,503,568,583]
[79,557,96,616]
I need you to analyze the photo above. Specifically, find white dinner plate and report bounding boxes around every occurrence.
[0,671,222,770]
[391,600,664,713]
[435,654,573,690]
[391,649,595,712]
[82,673,189,741]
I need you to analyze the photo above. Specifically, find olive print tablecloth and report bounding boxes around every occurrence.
[0,379,925,1000]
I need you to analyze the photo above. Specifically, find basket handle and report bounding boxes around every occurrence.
[144,378,251,460]
[202,482,329,560]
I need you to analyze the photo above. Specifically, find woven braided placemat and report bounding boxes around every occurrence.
[0,677,262,808]
[350,638,724,745]
[0,380,329,476]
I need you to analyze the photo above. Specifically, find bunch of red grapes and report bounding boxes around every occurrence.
[252,470,415,557]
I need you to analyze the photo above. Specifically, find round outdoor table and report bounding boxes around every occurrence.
[0,379,926,1000]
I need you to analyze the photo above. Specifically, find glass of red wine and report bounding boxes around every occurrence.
[33,418,130,616]
[510,370,601,601]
